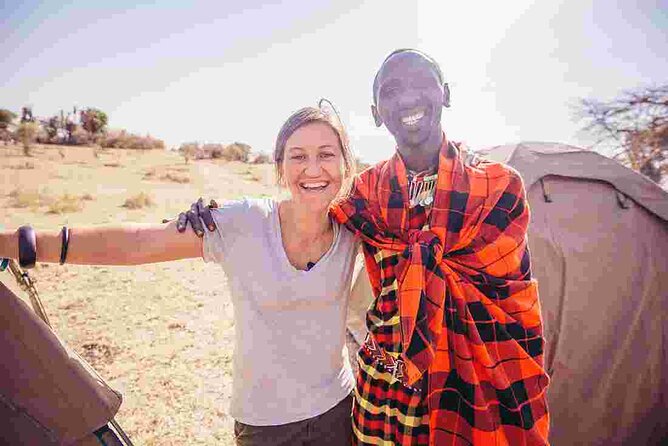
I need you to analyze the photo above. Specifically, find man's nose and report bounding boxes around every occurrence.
[397,89,421,108]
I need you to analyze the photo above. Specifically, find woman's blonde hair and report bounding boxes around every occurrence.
[273,100,355,191]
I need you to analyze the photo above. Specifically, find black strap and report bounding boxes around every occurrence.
[60,226,70,264]
[18,225,36,269]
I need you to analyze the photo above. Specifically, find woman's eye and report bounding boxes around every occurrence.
[320,152,335,159]
[290,154,306,160]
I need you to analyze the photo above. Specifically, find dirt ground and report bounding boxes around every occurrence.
[1,144,360,445]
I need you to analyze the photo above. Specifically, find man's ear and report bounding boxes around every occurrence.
[371,104,382,127]
[443,83,451,108]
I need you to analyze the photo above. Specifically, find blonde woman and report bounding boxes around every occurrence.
[1,104,359,446]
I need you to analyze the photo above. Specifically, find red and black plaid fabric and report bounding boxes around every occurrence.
[331,138,550,445]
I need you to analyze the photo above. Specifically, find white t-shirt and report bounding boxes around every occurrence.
[202,198,357,426]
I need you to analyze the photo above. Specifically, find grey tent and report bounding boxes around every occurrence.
[347,142,668,445]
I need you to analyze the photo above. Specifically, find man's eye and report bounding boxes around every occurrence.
[382,88,398,97]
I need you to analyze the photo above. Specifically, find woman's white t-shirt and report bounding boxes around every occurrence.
[202,198,357,426]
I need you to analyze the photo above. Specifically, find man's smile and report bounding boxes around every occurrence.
[399,106,428,128]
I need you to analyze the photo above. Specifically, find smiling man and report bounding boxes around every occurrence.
[329,49,551,445]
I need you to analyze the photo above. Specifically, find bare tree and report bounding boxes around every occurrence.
[577,85,667,184]
[20,106,34,123]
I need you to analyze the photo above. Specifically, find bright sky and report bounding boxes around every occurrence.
[2,0,666,162]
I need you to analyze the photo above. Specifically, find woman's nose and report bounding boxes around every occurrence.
[303,157,322,176]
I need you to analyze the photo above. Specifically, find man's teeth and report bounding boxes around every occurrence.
[401,110,425,126]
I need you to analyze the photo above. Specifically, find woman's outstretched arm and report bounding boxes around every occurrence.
[0,220,202,266]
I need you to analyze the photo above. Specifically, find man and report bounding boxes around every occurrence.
[183,49,550,445]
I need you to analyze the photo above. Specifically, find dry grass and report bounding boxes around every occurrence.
[143,168,190,184]
[142,168,156,179]
[251,153,271,164]
[242,166,263,182]
[47,193,84,214]
[4,161,36,170]
[7,188,94,213]
[8,189,51,208]
[122,192,154,209]
[160,172,190,184]
[0,144,361,445]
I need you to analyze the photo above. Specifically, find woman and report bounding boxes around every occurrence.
[0,104,359,446]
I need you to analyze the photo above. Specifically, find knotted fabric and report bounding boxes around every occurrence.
[331,138,550,445]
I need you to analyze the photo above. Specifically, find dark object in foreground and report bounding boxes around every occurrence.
[0,276,125,444]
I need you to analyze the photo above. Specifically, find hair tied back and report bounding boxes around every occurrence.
[318,98,342,123]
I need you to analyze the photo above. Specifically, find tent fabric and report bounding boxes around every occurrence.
[478,141,668,222]
[0,280,122,445]
[523,175,667,445]
[476,142,668,444]
[347,142,668,445]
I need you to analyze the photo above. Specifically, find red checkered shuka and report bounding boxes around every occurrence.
[330,138,550,445]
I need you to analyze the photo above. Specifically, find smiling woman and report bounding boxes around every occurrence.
[0,101,362,446]
[173,102,361,446]
[274,106,355,193]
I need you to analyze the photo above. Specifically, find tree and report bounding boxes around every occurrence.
[224,141,252,162]
[80,108,108,137]
[15,122,39,156]
[179,142,199,164]
[21,106,34,123]
[577,85,668,184]
[44,115,61,142]
[0,109,16,144]
[0,108,16,129]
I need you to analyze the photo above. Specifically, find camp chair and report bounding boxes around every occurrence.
[0,259,133,445]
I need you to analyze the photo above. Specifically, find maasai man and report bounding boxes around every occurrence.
[328,49,551,445]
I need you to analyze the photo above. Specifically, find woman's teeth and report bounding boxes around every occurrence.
[401,110,425,126]
[300,182,328,191]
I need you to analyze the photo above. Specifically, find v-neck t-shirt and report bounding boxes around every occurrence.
[201,198,357,426]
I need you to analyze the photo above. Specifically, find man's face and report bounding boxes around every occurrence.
[374,53,444,148]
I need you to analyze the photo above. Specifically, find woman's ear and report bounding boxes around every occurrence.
[443,83,451,108]
[371,105,382,127]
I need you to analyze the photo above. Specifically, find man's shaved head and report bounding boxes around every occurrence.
[370,48,450,170]
[372,49,444,104]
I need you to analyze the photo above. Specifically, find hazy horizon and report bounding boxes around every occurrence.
[2,0,666,162]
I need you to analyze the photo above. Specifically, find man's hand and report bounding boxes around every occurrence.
[175,198,219,237]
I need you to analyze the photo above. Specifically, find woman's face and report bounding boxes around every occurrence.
[280,121,345,211]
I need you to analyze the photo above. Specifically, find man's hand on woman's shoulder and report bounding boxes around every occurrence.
[175,198,219,237]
